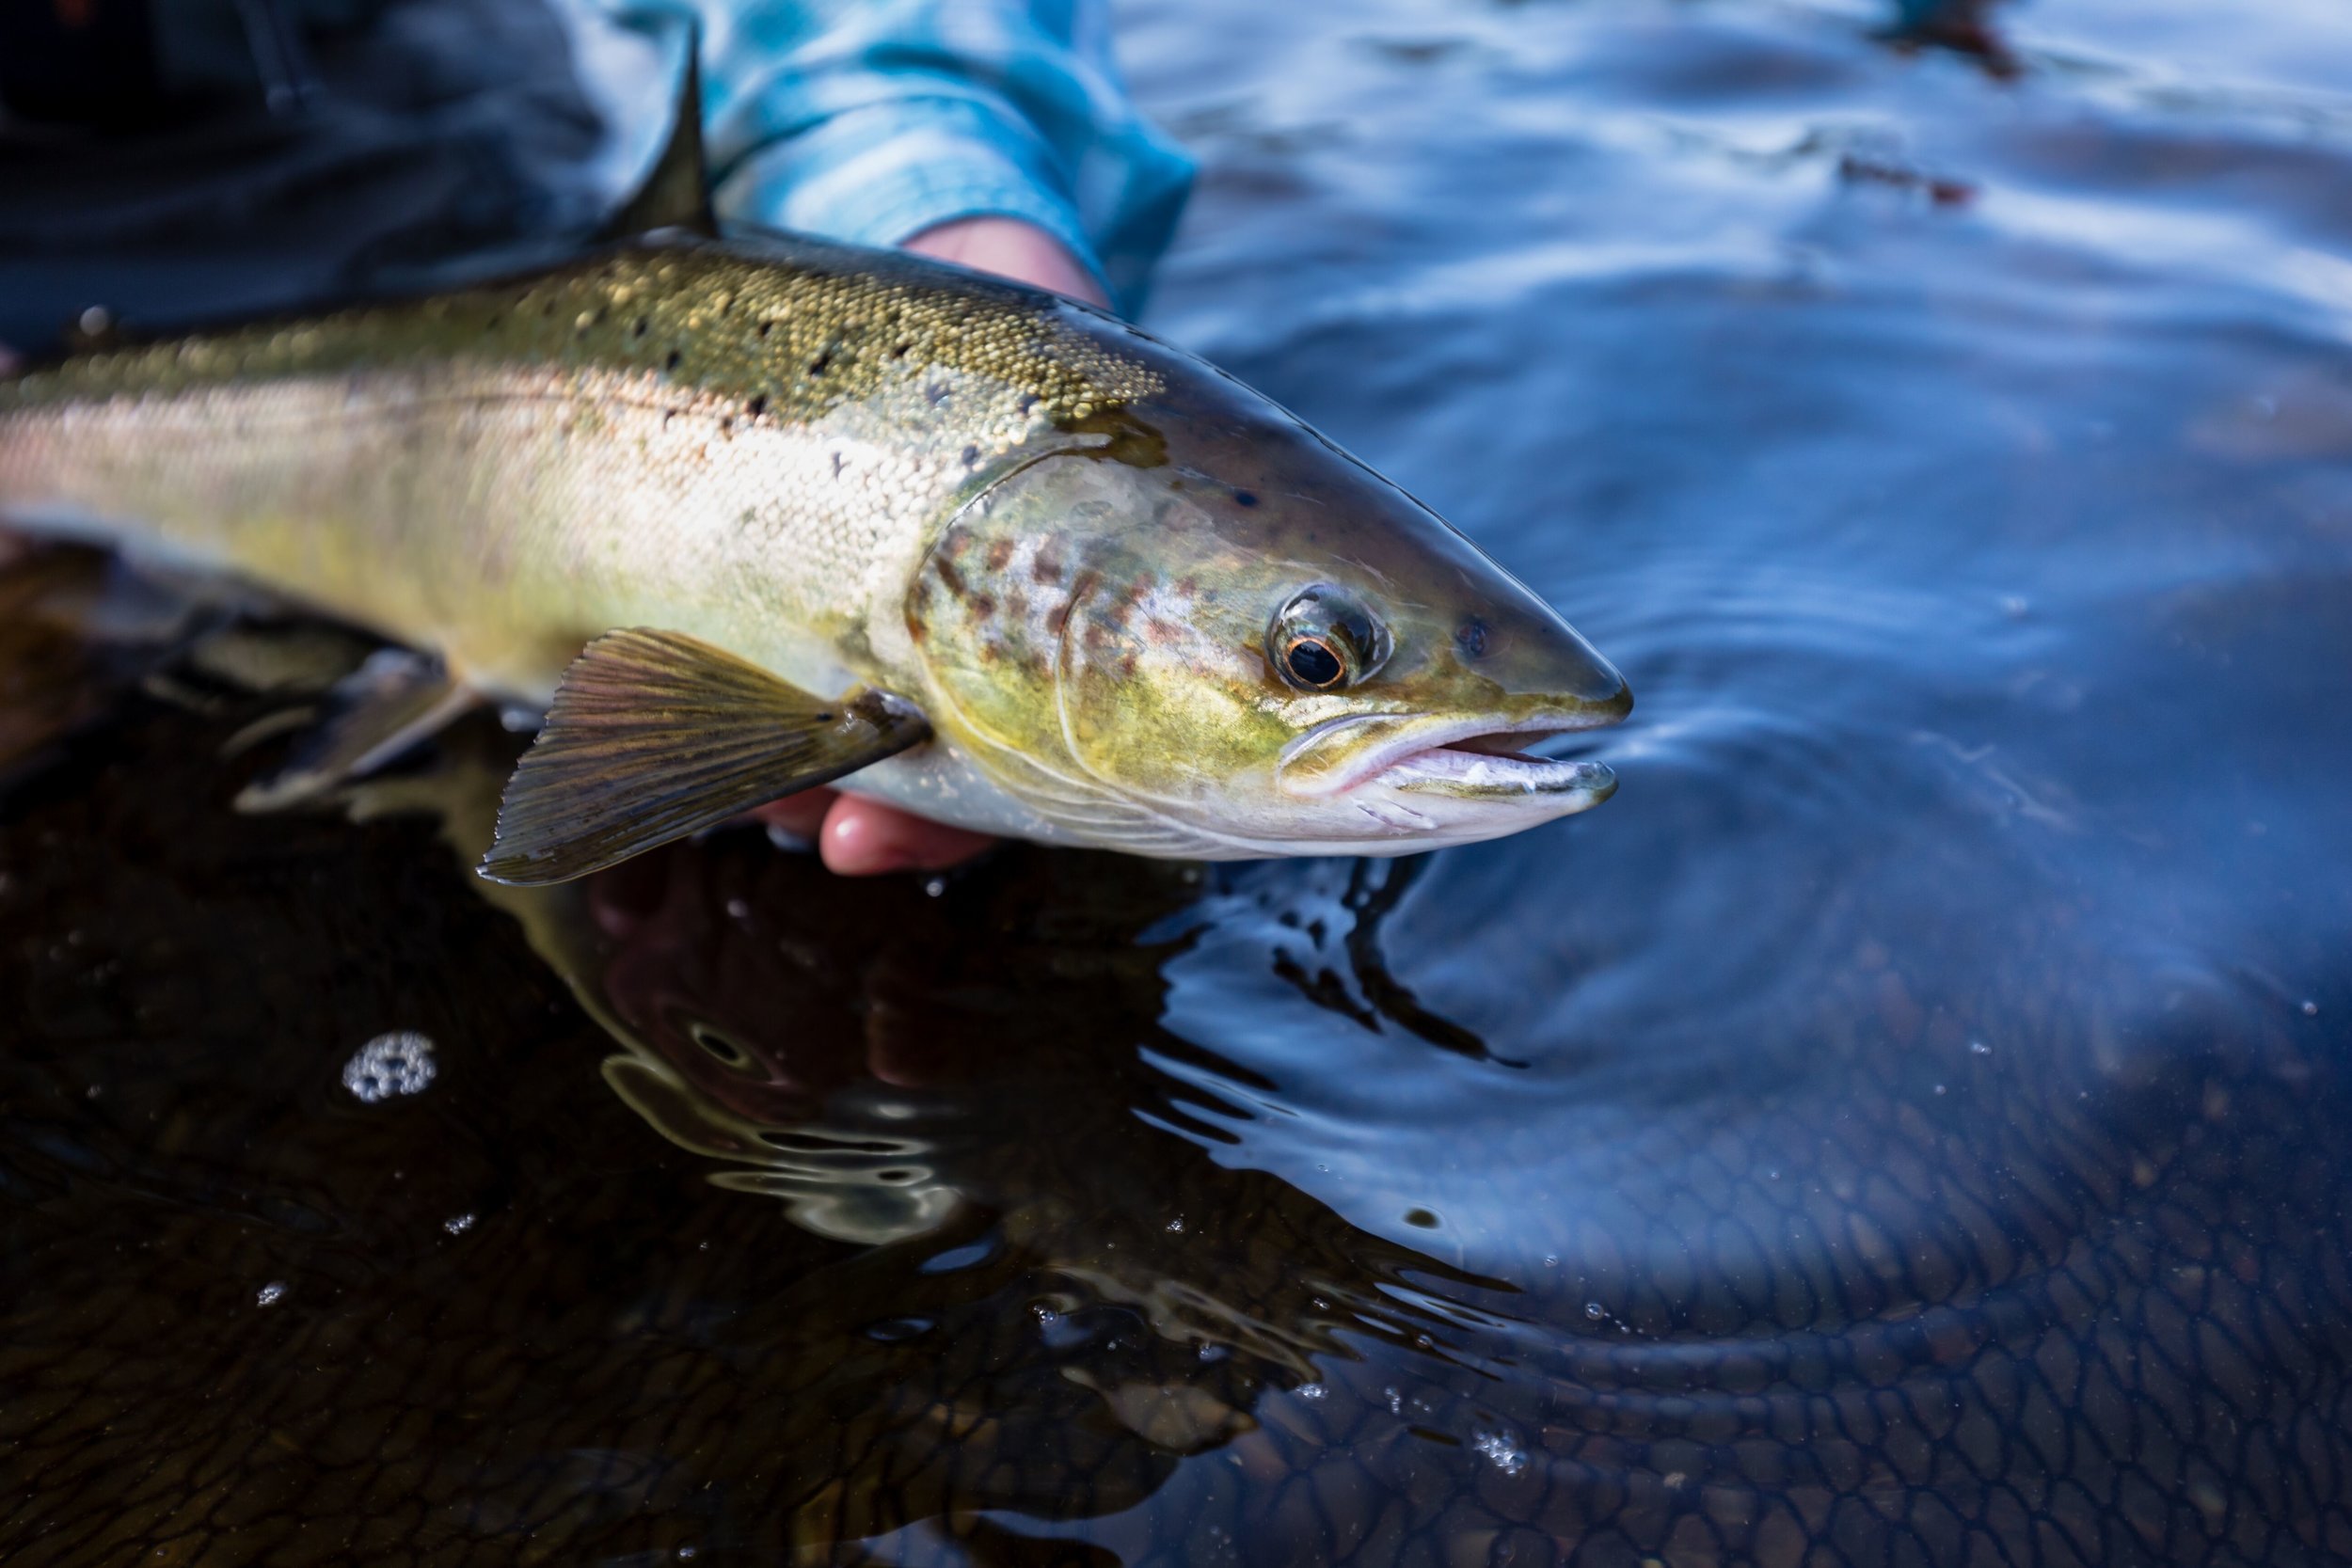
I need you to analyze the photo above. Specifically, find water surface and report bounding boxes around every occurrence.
[7,2,2352,1563]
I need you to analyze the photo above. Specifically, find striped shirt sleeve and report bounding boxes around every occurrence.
[651,0,1194,315]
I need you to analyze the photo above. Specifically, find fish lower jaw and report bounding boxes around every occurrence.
[1277,705,1627,800]
[1378,744,1617,805]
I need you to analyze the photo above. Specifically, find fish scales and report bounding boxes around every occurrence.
[0,238,1159,706]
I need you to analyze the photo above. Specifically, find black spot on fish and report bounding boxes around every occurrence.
[633,317,649,338]
[665,349,682,372]
[814,712,833,723]
[962,445,981,469]
[926,382,950,408]
[1017,393,1039,416]
[809,350,834,377]
[831,451,846,478]
[1455,618,1490,660]
[1234,489,1260,507]
[746,395,767,419]
[890,340,911,358]
[758,321,772,339]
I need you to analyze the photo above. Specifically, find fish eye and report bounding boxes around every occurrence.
[1268,583,1390,691]
[1281,636,1346,689]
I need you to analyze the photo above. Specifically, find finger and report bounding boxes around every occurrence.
[748,787,837,843]
[819,795,995,876]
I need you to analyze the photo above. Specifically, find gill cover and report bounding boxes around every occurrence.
[907,372,1628,844]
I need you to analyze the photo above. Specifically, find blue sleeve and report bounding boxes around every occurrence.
[660,0,1194,316]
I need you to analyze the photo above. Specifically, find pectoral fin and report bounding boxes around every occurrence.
[479,628,930,886]
[235,649,477,811]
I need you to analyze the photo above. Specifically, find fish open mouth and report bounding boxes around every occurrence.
[1278,707,1627,805]
[1375,729,1617,802]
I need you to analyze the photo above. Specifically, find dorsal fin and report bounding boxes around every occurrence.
[602,44,717,240]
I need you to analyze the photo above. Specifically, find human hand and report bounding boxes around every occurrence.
[746,216,1106,874]
[900,214,1110,309]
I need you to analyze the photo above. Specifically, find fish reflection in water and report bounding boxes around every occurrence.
[453,729,1480,1458]
[2,550,2349,1566]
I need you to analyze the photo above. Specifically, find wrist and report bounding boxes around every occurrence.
[899,216,1111,309]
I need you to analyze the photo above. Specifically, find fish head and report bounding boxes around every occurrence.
[909,361,1629,857]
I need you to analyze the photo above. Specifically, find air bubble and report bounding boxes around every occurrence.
[343,1032,437,1102]
[1471,1428,1528,1476]
[256,1282,286,1307]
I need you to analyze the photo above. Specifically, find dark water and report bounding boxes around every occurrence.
[8,2,2352,1563]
